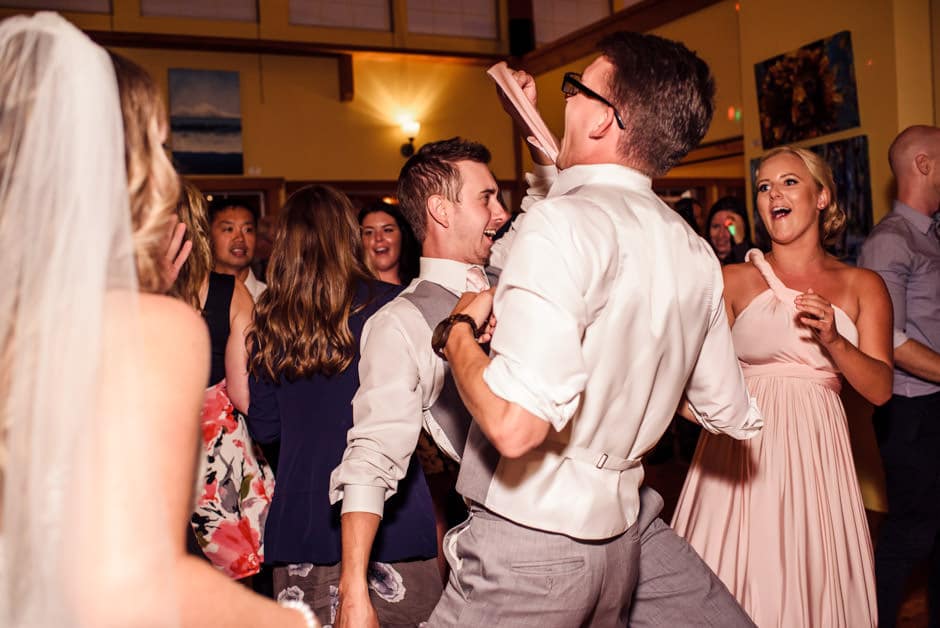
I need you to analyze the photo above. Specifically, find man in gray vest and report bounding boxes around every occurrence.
[431,32,763,625]
[329,137,510,627]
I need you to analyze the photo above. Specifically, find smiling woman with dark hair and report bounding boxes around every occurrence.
[358,200,420,286]
[706,196,752,264]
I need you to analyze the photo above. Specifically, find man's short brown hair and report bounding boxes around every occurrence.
[598,32,715,176]
[397,137,491,241]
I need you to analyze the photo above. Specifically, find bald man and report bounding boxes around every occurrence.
[858,125,940,628]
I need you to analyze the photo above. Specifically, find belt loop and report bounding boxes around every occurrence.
[596,453,608,469]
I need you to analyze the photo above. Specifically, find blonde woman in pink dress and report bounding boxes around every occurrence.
[672,146,893,627]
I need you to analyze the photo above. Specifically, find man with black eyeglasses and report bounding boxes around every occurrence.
[428,31,762,627]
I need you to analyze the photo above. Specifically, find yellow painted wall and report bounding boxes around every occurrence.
[113,47,517,181]
[739,0,903,223]
[652,1,744,145]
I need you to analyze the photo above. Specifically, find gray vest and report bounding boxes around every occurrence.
[401,273,504,503]
[401,281,474,460]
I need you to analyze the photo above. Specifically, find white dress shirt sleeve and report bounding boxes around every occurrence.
[328,306,425,517]
[489,164,557,272]
[684,262,763,439]
[484,200,616,431]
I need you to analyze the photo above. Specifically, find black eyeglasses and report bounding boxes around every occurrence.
[561,72,626,130]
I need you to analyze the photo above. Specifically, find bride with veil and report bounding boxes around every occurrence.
[0,12,316,627]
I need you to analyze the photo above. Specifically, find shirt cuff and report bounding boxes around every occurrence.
[893,328,909,349]
[338,484,387,518]
[689,393,763,440]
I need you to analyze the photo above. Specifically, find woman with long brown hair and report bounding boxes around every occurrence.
[247,185,439,626]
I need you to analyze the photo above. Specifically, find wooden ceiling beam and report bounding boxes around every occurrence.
[519,0,723,75]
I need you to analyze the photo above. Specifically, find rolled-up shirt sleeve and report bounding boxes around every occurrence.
[328,308,424,517]
[484,201,614,432]
[858,231,911,349]
[685,262,763,439]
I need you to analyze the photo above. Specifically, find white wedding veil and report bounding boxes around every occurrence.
[1,13,178,627]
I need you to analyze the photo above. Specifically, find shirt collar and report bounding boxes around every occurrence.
[418,257,484,295]
[893,200,936,235]
[548,163,652,198]
[244,268,261,286]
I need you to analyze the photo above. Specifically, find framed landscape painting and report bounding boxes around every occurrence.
[169,69,244,175]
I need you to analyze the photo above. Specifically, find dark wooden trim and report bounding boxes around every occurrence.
[518,0,723,74]
[679,151,744,167]
[695,135,743,150]
[652,176,743,188]
[651,176,746,213]
[285,179,398,196]
[285,178,519,205]
[189,176,285,217]
[337,53,354,102]
[87,30,503,63]
[677,136,744,167]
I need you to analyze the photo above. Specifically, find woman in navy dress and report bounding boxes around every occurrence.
[246,185,438,627]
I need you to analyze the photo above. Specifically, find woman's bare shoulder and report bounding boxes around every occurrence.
[138,293,210,383]
[826,259,888,295]
[722,260,764,297]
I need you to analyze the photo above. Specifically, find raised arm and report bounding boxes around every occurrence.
[496,67,555,167]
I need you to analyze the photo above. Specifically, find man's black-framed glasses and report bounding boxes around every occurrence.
[561,72,626,130]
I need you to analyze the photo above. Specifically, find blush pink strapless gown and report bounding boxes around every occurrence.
[671,250,876,627]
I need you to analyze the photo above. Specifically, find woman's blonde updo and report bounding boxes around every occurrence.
[759,146,846,246]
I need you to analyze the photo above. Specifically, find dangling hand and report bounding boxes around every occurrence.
[795,288,840,346]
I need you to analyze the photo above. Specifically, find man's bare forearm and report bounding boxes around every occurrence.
[339,511,380,589]
[895,338,940,384]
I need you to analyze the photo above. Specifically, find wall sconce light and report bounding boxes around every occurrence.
[400,119,420,157]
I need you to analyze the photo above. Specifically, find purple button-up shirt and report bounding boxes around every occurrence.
[858,201,940,397]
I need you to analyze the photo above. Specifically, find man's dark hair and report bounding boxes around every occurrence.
[397,137,491,241]
[207,196,260,226]
[598,32,715,176]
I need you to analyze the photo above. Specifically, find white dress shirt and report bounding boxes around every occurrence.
[328,258,489,517]
[458,163,762,539]
[243,268,266,302]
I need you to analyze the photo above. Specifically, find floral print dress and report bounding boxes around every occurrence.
[191,380,274,579]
